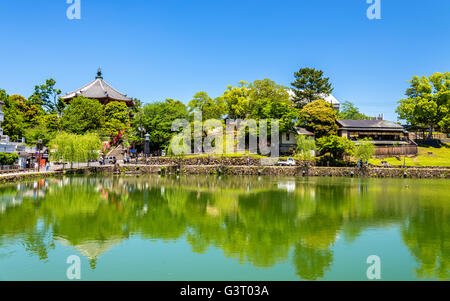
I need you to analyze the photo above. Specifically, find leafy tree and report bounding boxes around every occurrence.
[29,79,65,114]
[1,91,25,139]
[0,153,19,166]
[220,81,250,120]
[188,92,226,121]
[139,99,188,151]
[338,101,369,120]
[50,132,101,168]
[355,138,375,163]
[295,135,316,160]
[61,97,105,135]
[291,67,334,108]
[396,72,450,137]
[103,101,130,139]
[317,135,355,160]
[24,117,57,146]
[248,79,298,133]
[8,94,44,129]
[298,100,338,138]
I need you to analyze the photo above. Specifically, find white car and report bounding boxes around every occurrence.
[277,157,296,166]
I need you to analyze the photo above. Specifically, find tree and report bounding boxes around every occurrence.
[188,92,226,121]
[396,72,450,138]
[1,91,24,139]
[103,101,131,139]
[219,81,250,120]
[0,153,19,166]
[61,97,105,135]
[139,99,188,151]
[29,79,65,115]
[291,68,333,108]
[338,101,369,120]
[298,100,338,138]
[50,132,101,168]
[248,79,298,133]
[317,135,355,160]
[295,135,316,160]
[355,138,375,163]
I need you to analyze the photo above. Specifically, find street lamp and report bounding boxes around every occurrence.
[145,134,150,157]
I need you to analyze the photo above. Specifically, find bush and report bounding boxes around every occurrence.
[355,138,375,163]
[295,135,316,160]
[0,153,19,166]
[316,135,355,161]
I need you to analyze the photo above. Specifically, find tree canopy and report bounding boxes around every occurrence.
[139,99,188,151]
[338,101,370,120]
[298,100,338,138]
[61,97,105,135]
[396,72,450,136]
[317,135,355,160]
[188,92,226,121]
[291,67,333,108]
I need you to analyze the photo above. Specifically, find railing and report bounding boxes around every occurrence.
[374,145,418,158]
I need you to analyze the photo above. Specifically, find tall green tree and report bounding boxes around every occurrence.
[338,101,369,120]
[298,100,338,138]
[220,81,250,120]
[291,68,334,108]
[188,92,227,120]
[247,79,299,134]
[29,79,65,115]
[396,72,450,137]
[103,101,131,139]
[61,97,105,135]
[139,99,188,151]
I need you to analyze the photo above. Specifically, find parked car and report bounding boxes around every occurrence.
[277,157,296,166]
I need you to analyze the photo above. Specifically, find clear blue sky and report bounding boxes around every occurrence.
[0,0,449,121]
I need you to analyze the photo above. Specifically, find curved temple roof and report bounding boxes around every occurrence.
[61,69,134,106]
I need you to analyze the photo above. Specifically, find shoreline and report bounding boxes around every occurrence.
[0,164,449,184]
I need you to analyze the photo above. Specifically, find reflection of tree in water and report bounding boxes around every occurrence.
[0,176,448,280]
[401,202,450,280]
[293,243,333,280]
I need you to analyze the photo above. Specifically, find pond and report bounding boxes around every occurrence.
[0,175,448,281]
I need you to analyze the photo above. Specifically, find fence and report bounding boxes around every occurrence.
[374,145,418,158]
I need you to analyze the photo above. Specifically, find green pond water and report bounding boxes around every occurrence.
[0,175,448,281]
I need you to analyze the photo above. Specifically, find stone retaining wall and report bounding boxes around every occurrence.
[141,156,314,167]
[103,165,450,179]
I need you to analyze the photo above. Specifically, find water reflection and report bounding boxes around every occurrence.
[0,176,448,280]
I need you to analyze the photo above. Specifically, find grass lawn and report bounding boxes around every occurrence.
[370,144,450,167]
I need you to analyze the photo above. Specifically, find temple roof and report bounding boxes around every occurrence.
[61,69,133,105]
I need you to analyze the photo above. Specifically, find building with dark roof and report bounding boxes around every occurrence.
[61,69,134,107]
[337,119,410,145]
[337,119,418,157]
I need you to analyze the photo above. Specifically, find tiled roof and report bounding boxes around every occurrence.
[337,119,404,130]
[61,70,133,103]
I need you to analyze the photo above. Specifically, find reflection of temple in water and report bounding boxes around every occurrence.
[57,237,123,270]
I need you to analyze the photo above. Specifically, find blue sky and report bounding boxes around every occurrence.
[0,0,449,121]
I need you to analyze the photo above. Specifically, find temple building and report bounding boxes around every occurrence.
[337,118,418,157]
[61,69,134,107]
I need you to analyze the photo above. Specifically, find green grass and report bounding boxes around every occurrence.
[370,144,450,167]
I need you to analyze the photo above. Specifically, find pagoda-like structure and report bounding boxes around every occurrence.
[61,69,134,107]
